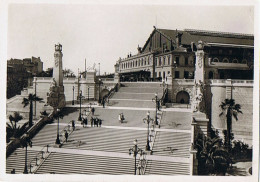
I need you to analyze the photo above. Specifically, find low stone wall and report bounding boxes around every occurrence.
[6,112,54,158]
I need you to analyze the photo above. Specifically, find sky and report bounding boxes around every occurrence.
[7,3,254,75]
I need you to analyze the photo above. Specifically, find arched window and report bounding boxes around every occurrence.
[213,57,219,62]
[168,55,171,65]
[159,57,162,66]
[163,56,166,65]
[223,58,229,63]
[138,59,140,66]
[242,59,247,64]
[232,59,238,63]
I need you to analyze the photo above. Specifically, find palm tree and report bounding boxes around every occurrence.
[6,112,23,138]
[219,99,242,151]
[196,134,231,175]
[22,94,43,127]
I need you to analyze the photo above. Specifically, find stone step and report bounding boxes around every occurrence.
[36,152,137,175]
[145,160,190,175]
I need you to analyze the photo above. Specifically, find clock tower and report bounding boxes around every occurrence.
[47,43,66,109]
[53,44,63,86]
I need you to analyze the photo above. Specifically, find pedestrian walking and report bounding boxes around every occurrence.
[102,98,105,108]
[91,107,95,116]
[91,117,93,127]
[99,119,102,127]
[95,117,99,127]
[118,113,121,123]
[65,130,68,142]
[72,120,75,131]
[84,117,88,127]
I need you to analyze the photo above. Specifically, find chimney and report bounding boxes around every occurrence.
[175,30,183,48]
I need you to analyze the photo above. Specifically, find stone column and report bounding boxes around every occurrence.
[191,40,209,137]
[47,43,66,109]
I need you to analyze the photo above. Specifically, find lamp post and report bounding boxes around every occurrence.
[55,108,61,144]
[34,78,37,119]
[98,78,103,103]
[88,86,90,101]
[129,139,144,175]
[23,133,32,174]
[72,86,75,105]
[152,93,159,125]
[78,90,82,121]
[143,111,153,151]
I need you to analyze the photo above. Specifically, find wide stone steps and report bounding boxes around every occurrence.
[121,82,162,88]
[112,92,162,100]
[145,160,190,175]
[31,125,61,146]
[6,148,39,174]
[36,152,138,175]
[152,131,191,158]
[63,127,147,153]
[119,87,162,94]
[109,100,157,108]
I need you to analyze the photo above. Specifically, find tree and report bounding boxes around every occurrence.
[22,94,44,127]
[6,112,23,138]
[219,99,242,151]
[196,134,232,175]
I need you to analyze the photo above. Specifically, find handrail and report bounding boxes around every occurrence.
[160,88,168,106]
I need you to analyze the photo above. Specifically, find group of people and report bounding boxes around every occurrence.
[90,116,102,127]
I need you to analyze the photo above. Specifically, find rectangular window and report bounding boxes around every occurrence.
[159,72,161,78]
[175,71,179,78]
[155,72,157,77]
[168,71,170,75]
[185,57,188,65]
[184,71,189,79]
[175,57,179,65]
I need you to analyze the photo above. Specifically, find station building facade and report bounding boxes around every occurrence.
[115,27,254,82]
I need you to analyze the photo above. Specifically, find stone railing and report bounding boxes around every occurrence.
[6,112,54,158]
[189,117,198,175]
[28,145,51,174]
[209,79,253,86]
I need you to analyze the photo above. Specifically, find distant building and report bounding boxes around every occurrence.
[8,56,43,75]
[115,27,254,81]
[7,57,43,98]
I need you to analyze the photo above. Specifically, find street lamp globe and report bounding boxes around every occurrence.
[134,139,137,145]
[155,93,158,97]
[146,111,150,117]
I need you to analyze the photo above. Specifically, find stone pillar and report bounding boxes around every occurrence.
[53,44,63,87]
[47,43,66,109]
[86,69,96,100]
[114,61,120,83]
[191,41,209,138]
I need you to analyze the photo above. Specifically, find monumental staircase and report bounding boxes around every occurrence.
[109,82,163,108]
[6,122,192,175]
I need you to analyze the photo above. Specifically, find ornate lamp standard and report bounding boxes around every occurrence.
[78,90,83,121]
[72,86,75,105]
[129,139,144,175]
[143,111,154,151]
[55,108,61,144]
[88,86,90,101]
[23,133,32,174]
[98,78,103,103]
[152,93,160,125]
